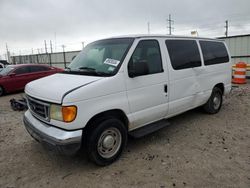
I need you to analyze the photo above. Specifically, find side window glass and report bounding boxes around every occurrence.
[128,40,163,76]
[165,40,201,70]
[199,41,229,65]
[30,66,50,72]
[14,67,30,75]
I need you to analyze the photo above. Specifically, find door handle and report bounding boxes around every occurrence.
[164,84,168,93]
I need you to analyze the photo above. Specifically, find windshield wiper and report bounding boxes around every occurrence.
[63,66,112,77]
[77,67,111,76]
[78,67,96,71]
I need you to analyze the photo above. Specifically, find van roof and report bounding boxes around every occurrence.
[106,34,224,41]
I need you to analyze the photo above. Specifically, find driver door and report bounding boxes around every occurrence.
[125,39,169,130]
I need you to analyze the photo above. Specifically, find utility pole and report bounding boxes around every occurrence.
[49,40,53,66]
[50,40,53,53]
[44,40,48,53]
[167,14,174,35]
[5,43,10,63]
[54,32,57,52]
[82,42,85,49]
[225,20,229,37]
[62,45,66,68]
[37,48,40,64]
[147,22,150,34]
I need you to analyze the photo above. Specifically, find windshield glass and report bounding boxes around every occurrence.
[0,65,14,76]
[67,38,134,76]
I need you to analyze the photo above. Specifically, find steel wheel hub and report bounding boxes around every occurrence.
[97,127,122,159]
[213,94,221,109]
[103,135,115,149]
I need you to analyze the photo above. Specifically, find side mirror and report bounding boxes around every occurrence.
[8,73,16,77]
[128,60,149,78]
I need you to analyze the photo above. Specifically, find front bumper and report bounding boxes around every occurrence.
[23,110,82,155]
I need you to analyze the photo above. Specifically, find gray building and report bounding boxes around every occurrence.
[220,34,250,65]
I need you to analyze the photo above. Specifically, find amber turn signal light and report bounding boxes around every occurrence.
[62,106,77,123]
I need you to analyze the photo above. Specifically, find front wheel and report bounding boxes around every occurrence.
[203,87,223,114]
[86,118,127,166]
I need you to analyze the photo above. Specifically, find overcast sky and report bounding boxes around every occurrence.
[0,0,250,59]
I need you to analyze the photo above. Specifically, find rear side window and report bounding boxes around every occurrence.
[29,66,50,73]
[165,40,201,70]
[199,41,229,65]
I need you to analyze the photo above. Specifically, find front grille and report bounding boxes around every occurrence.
[27,96,50,121]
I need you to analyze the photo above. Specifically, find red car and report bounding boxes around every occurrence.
[0,64,63,96]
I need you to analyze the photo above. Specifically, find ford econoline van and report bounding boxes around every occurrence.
[23,35,231,165]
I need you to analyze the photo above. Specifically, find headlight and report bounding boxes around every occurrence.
[50,104,77,123]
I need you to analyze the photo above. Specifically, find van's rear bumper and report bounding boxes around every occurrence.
[23,110,82,155]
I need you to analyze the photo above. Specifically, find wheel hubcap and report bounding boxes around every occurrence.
[103,135,115,149]
[213,94,221,110]
[97,127,122,159]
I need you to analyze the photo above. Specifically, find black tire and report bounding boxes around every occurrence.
[86,118,127,166]
[0,86,4,96]
[203,87,223,114]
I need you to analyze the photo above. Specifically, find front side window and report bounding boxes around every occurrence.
[166,40,201,70]
[199,41,229,65]
[67,38,134,76]
[14,66,30,75]
[128,40,163,76]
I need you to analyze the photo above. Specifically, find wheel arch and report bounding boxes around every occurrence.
[83,109,129,133]
[214,83,224,95]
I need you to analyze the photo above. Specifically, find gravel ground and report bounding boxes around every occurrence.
[0,84,250,188]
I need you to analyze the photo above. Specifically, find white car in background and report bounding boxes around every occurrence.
[23,35,232,166]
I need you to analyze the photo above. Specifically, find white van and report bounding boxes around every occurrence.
[23,35,232,165]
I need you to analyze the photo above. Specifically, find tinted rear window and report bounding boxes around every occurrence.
[165,40,201,70]
[199,41,229,65]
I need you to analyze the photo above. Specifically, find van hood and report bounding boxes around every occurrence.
[25,73,102,103]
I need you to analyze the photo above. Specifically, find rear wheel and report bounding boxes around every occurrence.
[203,87,223,114]
[86,118,127,166]
[0,86,4,96]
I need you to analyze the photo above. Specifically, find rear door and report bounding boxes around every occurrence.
[28,65,51,82]
[165,39,202,116]
[125,39,169,130]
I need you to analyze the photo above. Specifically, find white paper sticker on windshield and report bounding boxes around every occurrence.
[103,58,120,67]
[108,66,115,72]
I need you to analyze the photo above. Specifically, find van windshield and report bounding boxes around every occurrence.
[66,38,134,76]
